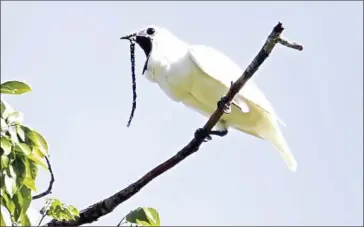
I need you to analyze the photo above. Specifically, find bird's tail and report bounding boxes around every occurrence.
[261,121,297,172]
[265,127,297,172]
[226,102,297,172]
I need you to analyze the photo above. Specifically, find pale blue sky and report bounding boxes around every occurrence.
[1,1,363,226]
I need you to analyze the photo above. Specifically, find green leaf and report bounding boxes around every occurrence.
[28,160,38,180]
[32,130,48,156]
[8,126,19,145]
[28,148,48,169]
[23,127,48,156]
[1,155,9,169]
[61,208,76,221]
[64,205,79,221]
[126,207,160,226]
[0,81,32,95]
[32,146,45,159]
[144,207,160,226]
[20,212,31,226]
[45,199,80,222]
[0,100,15,120]
[0,210,6,227]
[6,111,23,126]
[1,204,12,227]
[0,102,5,119]
[16,126,25,142]
[67,205,80,217]
[7,151,16,165]
[13,157,27,188]
[0,171,4,190]
[0,214,4,227]
[51,206,62,221]
[1,189,16,215]
[47,198,61,207]
[23,177,36,192]
[13,186,32,222]
[6,164,16,178]
[1,136,12,155]
[1,118,9,134]
[23,159,38,192]
[4,172,17,197]
[15,143,31,156]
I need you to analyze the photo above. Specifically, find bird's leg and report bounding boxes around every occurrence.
[217,96,231,114]
[194,128,229,142]
[217,81,234,114]
[194,128,212,142]
[209,129,228,137]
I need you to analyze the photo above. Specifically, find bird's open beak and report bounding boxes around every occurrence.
[120,33,137,40]
[120,31,152,59]
[120,30,151,75]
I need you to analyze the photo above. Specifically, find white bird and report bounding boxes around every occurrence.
[121,25,297,172]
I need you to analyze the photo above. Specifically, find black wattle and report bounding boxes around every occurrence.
[142,57,149,75]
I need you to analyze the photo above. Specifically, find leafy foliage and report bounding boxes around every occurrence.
[1,80,160,226]
[41,198,80,222]
[0,81,32,95]
[125,207,160,226]
[0,80,79,226]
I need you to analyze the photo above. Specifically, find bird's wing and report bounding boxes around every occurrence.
[188,44,285,125]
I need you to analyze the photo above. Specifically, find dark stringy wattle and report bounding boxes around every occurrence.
[127,40,137,127]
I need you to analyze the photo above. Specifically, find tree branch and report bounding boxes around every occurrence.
[45,22,302,226]
[33,156,55,200]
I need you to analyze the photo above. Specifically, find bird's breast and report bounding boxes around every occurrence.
[147,54,194,102]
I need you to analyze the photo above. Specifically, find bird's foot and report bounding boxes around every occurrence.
[209,129,228,137]
[194,128,212,142]
[217,96,231,114]
[194,128,228,142]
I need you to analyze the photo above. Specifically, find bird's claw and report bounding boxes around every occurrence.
[217,96,231,114]
[209,129,228,137]
[194,128,228,142]
[194,128,212,142]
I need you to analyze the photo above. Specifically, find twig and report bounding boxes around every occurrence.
[45,22,302,226]
[33,156,55,200]
[38,210,47,226]
[38,214,47,227]
[116,216,126,227]
[277,38,303,51]
[38,200,52,226]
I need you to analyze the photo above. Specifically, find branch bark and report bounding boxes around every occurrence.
[45,22,302,226]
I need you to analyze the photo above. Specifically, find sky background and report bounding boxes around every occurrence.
[1,1,363,226]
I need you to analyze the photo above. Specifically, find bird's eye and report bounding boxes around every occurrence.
[146,27,155,35]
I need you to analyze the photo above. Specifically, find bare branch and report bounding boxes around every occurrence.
[277,38,303,51]
[33,156,55,200]
[45,22,302,226]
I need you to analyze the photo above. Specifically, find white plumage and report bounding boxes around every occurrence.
[125,26,297,172]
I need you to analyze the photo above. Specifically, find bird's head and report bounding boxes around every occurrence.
[120,25,166,58]
[120,25,174,57]
[121,25,187,75]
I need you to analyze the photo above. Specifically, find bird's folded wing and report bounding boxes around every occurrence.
[188,45,286,126]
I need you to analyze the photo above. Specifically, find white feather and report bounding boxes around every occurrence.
[188,45,296,171]
[136,26,296,171]
[189,45,286,126]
